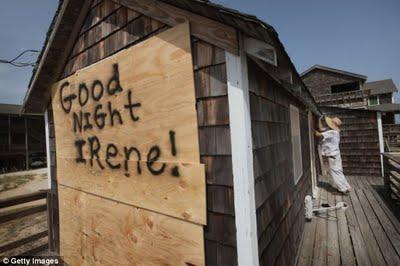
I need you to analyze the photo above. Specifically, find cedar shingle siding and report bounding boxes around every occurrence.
[248,58,312,265]
[302,69,362,96]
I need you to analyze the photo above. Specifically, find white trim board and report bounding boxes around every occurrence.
[226,50,259,266]
[45,109,52,189]
[377,112,384,177]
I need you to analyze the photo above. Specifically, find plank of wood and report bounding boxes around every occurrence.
[59,186,204,265]
[0,204,47,224]
[327,192,340,266]
[296,192,319,266]
[335,194,356,266]
[342,191,372,266]
[364,177,400,233]
[58,159,206,225]
[52,23,201,163]
[363,188,400,257]
[0,190,48,209]
[348,189,386,265]
[112,0,238,54]
[0,230,48,253]
[356,188,400,265]
[17,243,49,257]
[313,188,328,265]
[52,23,206,263]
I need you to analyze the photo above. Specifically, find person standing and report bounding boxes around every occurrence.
[315,116,352,193]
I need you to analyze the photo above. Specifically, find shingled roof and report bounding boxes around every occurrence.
[22,0,319,114]
[301,64,367,81]
[0,103,22,115]
[363,79,398,95]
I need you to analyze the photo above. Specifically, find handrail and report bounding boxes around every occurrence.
[383,153,400,165]
[383,153,400,200]
[0,189,51,255]
[0,190,49,209]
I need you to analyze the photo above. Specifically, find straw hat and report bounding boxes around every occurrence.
[325,116,342,131]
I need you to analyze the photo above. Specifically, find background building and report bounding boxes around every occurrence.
[0,103,46,173]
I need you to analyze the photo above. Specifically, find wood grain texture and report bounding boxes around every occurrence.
[191,38,236,265]
[59,186,205,265]
[52,23,206,264]
[112,0,238,54]
[58,159,206,224]
[248,57,312,265]
[321,107,381,176]
[53,23,200,163]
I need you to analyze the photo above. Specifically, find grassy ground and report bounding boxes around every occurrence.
[0,175,35,193]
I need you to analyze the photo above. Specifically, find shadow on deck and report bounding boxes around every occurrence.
[297,175,400,265]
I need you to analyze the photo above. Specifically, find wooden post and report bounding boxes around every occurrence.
[377,112,384,177]
[382,155,390,193]
[46,191,54,252]
[24,117,29,170]
[226,42,259,266]
[45,109,52,189]
[8,115,11,151]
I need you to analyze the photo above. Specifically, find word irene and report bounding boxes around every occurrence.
[59,64,141,133]
[74,131,180,178]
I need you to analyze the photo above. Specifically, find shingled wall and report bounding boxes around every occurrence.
[248,58,312,265]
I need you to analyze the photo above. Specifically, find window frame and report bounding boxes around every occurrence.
[368,95,380,106]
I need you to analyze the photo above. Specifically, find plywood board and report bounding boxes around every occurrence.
[52,22,200,163]
[59,186,205,265]
[58,159,206,224]
[51,23,206,264]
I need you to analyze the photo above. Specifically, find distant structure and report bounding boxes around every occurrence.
[301,65,399,124]
[0,103,46,173]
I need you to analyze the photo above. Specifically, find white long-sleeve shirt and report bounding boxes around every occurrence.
[320,130,341,157]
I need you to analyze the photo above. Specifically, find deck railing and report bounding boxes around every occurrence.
[383,153,400,200]
[0,190,54,255]
[314,90,369,108]
[383,124,400,150]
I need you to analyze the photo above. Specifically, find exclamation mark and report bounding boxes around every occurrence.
[170,130,180,177]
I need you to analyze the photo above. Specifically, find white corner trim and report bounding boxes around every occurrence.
[226,50,259,266]
[45,109,52,189]
[377,112,384,177]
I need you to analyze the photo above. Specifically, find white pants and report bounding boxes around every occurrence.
[326,154,351,192]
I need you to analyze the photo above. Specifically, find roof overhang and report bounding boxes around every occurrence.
[301,64,367,81]
[22,0,91,114]
[367,103,400,114]
[23,0,320,115]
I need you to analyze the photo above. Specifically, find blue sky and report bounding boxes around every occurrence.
[0,0,399,105]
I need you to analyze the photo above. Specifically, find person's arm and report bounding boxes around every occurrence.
[318,116,325,131]
[315,130,323,138]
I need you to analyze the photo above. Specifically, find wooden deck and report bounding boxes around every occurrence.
[297,175,400,265]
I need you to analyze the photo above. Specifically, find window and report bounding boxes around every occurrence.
[331,82,359,94]
[290,105,303,184]
[368,95,379,106]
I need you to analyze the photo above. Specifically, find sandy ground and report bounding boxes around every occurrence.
[0,168,50,256]
[0,168,49,199]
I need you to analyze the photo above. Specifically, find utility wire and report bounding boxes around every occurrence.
[0,49,40,67]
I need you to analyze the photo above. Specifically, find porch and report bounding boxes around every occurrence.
[297,175,400,265]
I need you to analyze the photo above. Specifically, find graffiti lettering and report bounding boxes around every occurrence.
[63,64,181,179]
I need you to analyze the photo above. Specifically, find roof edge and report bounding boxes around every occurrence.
[301,64,367,80]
